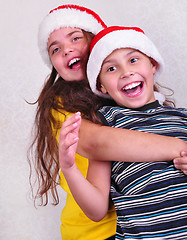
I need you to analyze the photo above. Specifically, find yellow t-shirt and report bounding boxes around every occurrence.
[52,109,117,240]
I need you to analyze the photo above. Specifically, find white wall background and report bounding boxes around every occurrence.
[1,0,187,239]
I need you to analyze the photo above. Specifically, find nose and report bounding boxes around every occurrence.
[120,65,134,79]
[62,43,73,56]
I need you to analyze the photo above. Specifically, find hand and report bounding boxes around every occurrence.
[59,112,81,171]
[174,151,187,175]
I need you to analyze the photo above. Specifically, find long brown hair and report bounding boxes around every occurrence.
[28,67,114,206]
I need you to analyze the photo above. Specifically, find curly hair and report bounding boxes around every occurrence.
[154,82,175,107]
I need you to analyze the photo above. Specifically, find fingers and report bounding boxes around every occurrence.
[63,112,81,127]
[60,112,81,135]
[59,112,81,137]
[174,151,187,175]
[59,112,81,150]
[181,151,187,157]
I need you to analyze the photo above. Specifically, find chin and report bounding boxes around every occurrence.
[76,74,87,81]
[125,99,147,109]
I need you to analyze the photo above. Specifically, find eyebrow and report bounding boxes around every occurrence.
[48,41,58,52]
[48,30,82,52]
[102,49,139,66]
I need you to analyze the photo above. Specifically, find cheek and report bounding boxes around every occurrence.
[52,59,66,78]
[52,55,65,70]
[102,78,116,93]
[81,39,91,52]
[82,45,90,58]
[50,55,59,67]
[52,61,61,74]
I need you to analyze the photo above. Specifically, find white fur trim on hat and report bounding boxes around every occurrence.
[38,4,107,68]
[87,26,165,98]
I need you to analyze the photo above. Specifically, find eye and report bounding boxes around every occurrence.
[73,36,81,42]
[73,34,83,42]
[107,66,116,72]
[52,47,60,54]
[130,57,138,63]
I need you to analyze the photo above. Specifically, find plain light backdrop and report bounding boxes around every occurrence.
[1,0,187,239]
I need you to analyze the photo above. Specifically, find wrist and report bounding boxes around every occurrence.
[61,162,78,176]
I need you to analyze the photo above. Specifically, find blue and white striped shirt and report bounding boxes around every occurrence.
[98,101,187,239]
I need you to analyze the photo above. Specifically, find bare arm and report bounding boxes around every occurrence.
[60,113,187,169]
[59,112,110,221]
[62,160,111,222]
[78,117,187,162]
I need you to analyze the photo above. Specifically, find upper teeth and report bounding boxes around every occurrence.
[123,82,141,90]
[69,58,80,66]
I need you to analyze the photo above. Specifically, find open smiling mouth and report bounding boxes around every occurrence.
[68,58,81,69]
[122,81,143,96]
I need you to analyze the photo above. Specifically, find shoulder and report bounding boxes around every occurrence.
[99,105,127,115]
[98,106,132,126]
[159,105,187,117]
[51,108,74,123]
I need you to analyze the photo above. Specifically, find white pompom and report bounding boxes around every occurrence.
[154,91,165,105]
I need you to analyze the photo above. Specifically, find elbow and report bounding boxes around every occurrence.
[78,121,103,159]
[88,213,106,222]
[85,207,108,222]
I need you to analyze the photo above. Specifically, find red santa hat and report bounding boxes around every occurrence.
[38,4,107,68]
[87,26,165,98]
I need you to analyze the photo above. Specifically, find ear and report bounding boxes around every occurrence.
[150,58,157,75]
[100,84,108,94]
